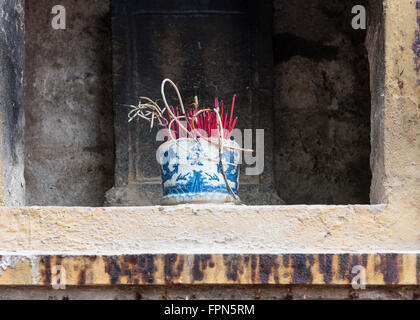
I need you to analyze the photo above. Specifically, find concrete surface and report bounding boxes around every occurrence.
[0,0,25,206]
[0,204,418,253]
[24,0,114,206]
[0,285,419,300]
[379,0,420,208]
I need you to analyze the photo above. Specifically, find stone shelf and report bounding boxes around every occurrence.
[0,204,418,286]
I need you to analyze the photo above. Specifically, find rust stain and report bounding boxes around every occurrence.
[375,254,399,284]
[40,256,51,285]
[291,254,314,284]
[164,254,184,284]
[282,254,290,268]
[134,255,156,284]
[417,255,420,285]
[192,255,211,282]
[103,256,121,284]
[79,268,86,285]
[223,254,240,282]
[0,254,418,286]
[250,255,257,283]
[259,255,279,284]
[318,254,333,284]
[414,0,420,82]
[338,253,350,281]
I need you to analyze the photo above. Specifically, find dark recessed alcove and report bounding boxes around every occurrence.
[24,0,372,206]
[272,0,371,204]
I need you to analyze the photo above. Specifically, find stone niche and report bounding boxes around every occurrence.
[23,0,372,206]
[106,0,371,206]
[106,0,282,206]
[272,0,372,204]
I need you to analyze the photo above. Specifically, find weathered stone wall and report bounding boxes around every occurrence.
[0,0,417,301]
[272,0,372,204]
[366,0,386,204]
[0,0,25,206]
[381,0,420,209]
[23,0,377,206]
[24,0,114,206]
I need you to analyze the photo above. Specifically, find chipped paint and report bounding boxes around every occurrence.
[0,256,26,275]
[30,256,40,285]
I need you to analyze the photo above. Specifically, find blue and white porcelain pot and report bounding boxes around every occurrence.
[157,137,241,205]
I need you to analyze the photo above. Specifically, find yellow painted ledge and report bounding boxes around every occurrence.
[0,254,418,286]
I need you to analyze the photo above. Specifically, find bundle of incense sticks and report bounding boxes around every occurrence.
[165,96,238,140]
[127,79,240,142]
[127,79,248,200]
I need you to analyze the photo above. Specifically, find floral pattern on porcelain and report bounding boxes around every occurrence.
[157,138,241,204]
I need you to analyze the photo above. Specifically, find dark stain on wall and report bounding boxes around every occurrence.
[417,255,420,285]
[164,254,185,284]
[223,255,240,282]
[31,254,420,286]
[375,254,399,285]
[0,0,25,205]
[192,255,212,282]
[250,255,258,283]
[104,256,122,284]
[78,268,87,285]
[40,256,52,285]
[0,1,24,165]
[274,33,339,63]
[282,254,290,268]
[258,255,280,284]
[318,254,333,284]
[414,0,420,83]
[291,254,314,284]
[119,255,156,284]
[338,253,350,281]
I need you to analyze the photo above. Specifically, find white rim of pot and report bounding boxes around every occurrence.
[157,137,241,167]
